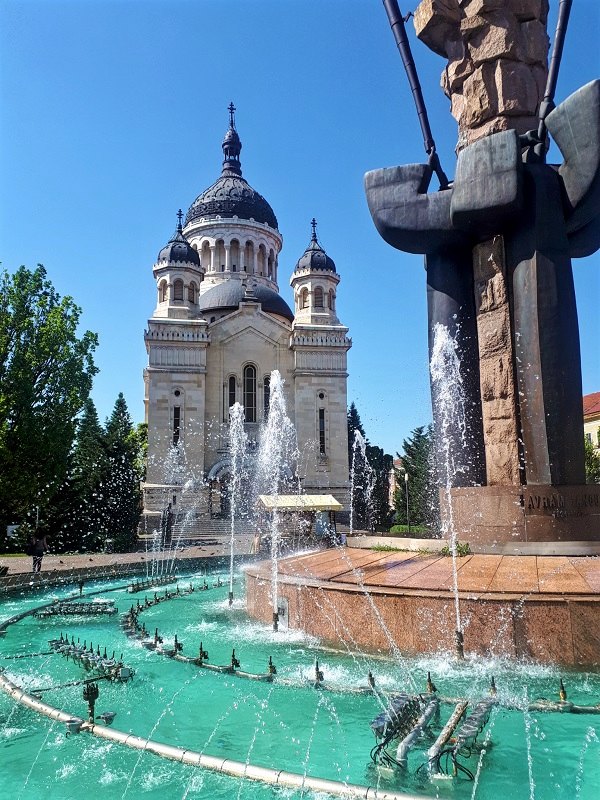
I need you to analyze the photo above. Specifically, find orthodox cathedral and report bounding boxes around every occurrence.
[142,106,351,526]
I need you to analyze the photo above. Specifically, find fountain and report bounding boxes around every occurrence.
[1,571,600,799]
[227,403,248,606]
[246,0,600,666]
[1,4,599,799]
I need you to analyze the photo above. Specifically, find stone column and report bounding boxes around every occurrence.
[472,236,520,485]
[414,0,549,150]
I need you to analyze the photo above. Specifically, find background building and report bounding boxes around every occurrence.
[142,107,351,530]
[584,392,600,453]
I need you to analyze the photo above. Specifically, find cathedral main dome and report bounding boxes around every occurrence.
[184,104,278,230]
[198,280,293,322]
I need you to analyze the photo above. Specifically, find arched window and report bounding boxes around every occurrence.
[159,280,168,302]
[173,405,181,445]
[243,365,257,423]
[201,241,211,271]
[257,245,266,276]
[230,239,240,272]
[188,282,197,303]
[215,239,225,270]
[314,286,324,308]
[245,241,254,274]
[328,289,335,310]
[300,288,309,309]
[173,279,184,301]
[228,375,236,410]
[263,374,270,419]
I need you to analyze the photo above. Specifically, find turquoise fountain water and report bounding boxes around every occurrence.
[1,571,599,800]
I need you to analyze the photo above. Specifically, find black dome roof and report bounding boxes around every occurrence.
[185,104,278,230]
[185,174,278,229]
[157,212,200,266]
[294,219,336,273]
[198,281,293,322]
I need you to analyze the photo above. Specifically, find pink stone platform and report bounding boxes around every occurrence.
[245,548,600,667]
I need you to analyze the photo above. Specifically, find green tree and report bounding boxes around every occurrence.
[366,444,394,530]
[102,393,142,551]
[347,402,365,470]
[62,398,109,552]
[0,265,98,545]
[585,438,600,484]
[395,425,438,532]
[347,402,393,530]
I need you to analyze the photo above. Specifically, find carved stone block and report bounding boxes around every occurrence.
[495,59,540,116]
[461,63,498,126]
[460,114,538,148]
[480,355,513,400]
[506,0,548,23]
[462,0,504,17]
[414,0,461,57]
[519,20,549,65]
[477,304,511,355]
[485,442,520,484]
[467,16,522,65]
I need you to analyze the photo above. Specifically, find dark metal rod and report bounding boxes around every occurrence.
[382,0,449,188]
[537,0,573,145]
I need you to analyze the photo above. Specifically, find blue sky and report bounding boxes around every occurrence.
[1,0,598,456]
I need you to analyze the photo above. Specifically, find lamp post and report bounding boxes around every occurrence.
[404,471,410,534]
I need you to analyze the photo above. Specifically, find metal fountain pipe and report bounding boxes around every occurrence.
[382,0,450,189]
[427,700,468,774]
[396,696,439,769]
[536,0,573,157]
[0,673,423,799]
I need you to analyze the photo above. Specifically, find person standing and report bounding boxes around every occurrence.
[31,533,48,573]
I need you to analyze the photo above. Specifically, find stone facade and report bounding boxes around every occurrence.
[142,114,351,526]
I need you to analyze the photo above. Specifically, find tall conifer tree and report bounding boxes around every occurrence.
[103,393,142,551]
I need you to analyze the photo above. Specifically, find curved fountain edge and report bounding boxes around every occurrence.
[0,671,424,800]
[0,591,429,800]
[245,552,600,667]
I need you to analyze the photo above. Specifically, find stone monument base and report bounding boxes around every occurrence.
[442,484,600,555]
[245,547,600,667]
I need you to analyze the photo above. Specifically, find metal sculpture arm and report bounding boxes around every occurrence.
[382,0,449,189]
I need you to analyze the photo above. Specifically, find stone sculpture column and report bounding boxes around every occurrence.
[365,0,600,551]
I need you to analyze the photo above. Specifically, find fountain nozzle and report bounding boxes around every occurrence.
[490,676,497,696]
[455,629,464,660]
[268,656,277,675]
[559,678,567,702]
[315,659,324,686]
[426,671,437,693]
[198,641,209,664]
[83,681,99,722]
[231,649,240,670]
[368,671,375,689]
[228,590,234,607]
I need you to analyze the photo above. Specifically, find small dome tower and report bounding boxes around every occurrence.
[291,219,340,324]
[153,210,204,319]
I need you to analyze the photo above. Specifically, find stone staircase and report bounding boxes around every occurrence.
[170,515,259,542]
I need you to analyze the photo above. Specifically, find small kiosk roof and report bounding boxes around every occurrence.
[257,494,343,512]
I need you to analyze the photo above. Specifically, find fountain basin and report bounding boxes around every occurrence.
[2,570,600,799]
[245,548,600,666]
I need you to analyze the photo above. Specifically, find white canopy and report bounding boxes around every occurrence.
[257,494,342,512]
